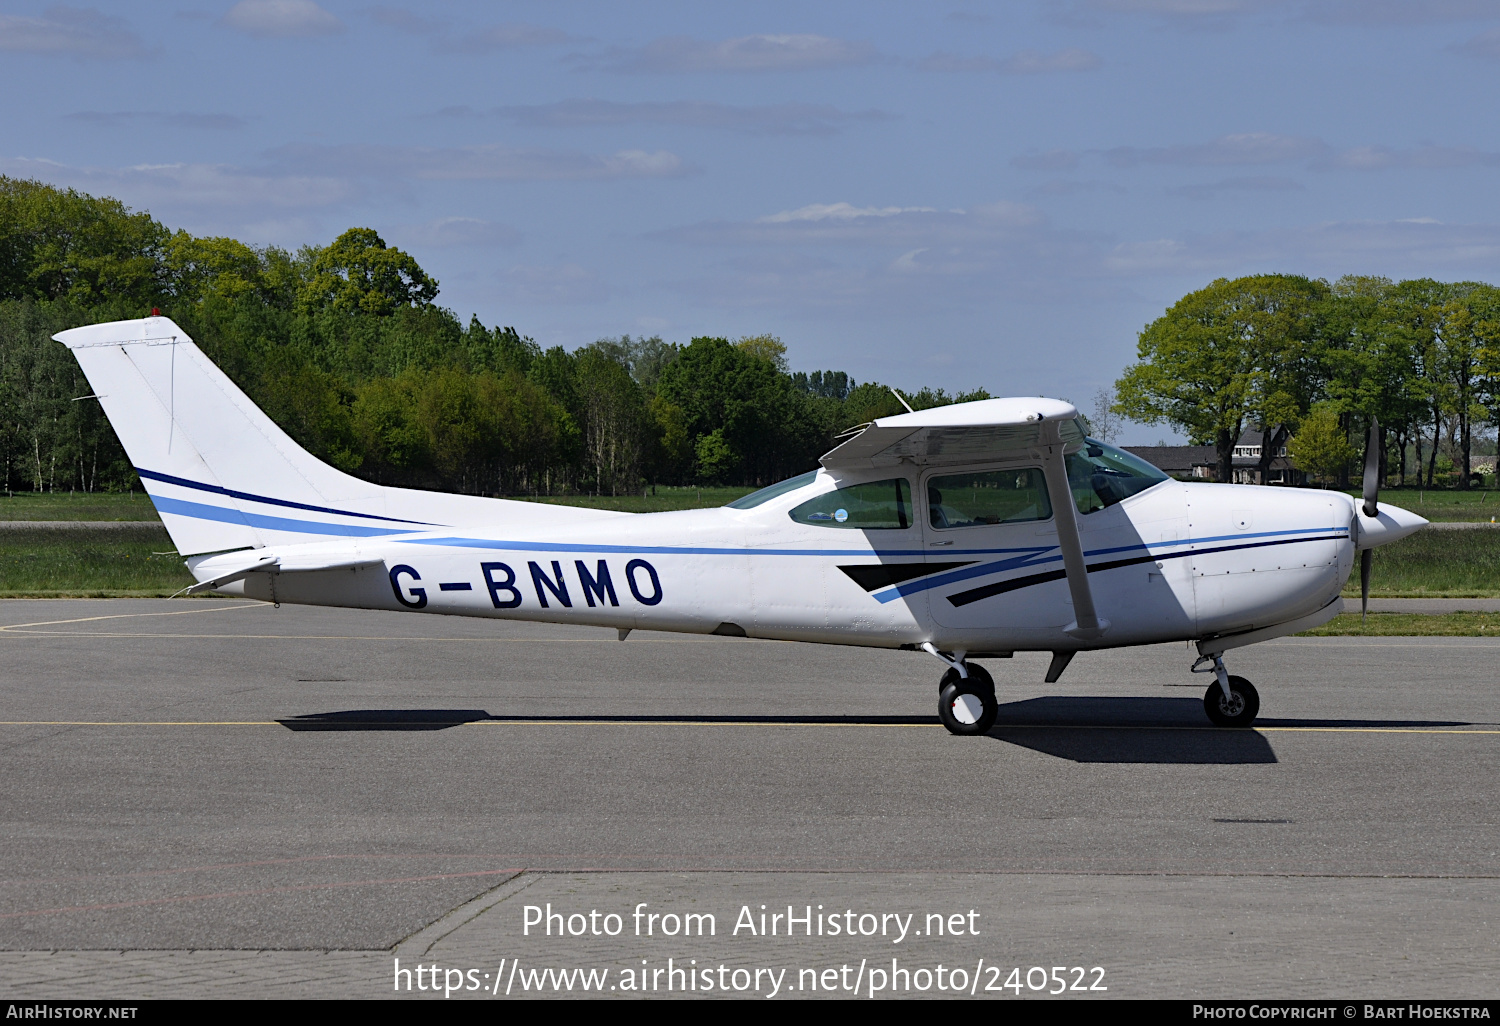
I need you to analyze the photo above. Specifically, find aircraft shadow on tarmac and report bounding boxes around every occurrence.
[277,700,1477,764]
[989,697,1278,764]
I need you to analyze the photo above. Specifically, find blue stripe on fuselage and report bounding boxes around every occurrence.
[136,467,434,526]
[150,494,423,538]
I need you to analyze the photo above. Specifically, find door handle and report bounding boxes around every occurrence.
[930,540,953,546]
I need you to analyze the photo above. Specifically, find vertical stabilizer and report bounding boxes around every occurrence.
[53,315,418,555]
[56,315,624,556]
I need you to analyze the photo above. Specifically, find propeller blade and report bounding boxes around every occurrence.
[1362,416,1381,519]
[1361,548,1373,624]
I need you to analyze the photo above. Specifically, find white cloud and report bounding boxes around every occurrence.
[1090,0,1266,12]
[1309,1,1500,25]
[220,0,342,39]
[436,23,572,53]
[1031,134,1500,172]
[0,155,354,209]
[366,6,441,34]
[0,6,151,58]
[759,202,938,223]
[1168,175,1305,198]
[1011,149,1083,171]
[919,48,1102,73]
[272,143,690,181]
[1453,27,1500,59]
[656,198,1500,318]
[1106,132,1323,166]
[66,110,248,130]
[1078,0,1500,25]
[1104,218,1500,276]
[470,99,892,137]
[593,33,882,73]
[499,263,610,305]
[663,201,1053,249]
[401,217,522,248]
[1316,144,1500,169]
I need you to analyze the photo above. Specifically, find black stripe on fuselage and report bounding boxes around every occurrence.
[946,533,1347,608]
[839,561,977,592]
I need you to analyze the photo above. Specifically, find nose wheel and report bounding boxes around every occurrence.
[938,663,997,735]
[1203,675,1259,728]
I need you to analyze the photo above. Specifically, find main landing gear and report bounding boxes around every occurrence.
[1194,653,1261,728]
[922,644,997,735]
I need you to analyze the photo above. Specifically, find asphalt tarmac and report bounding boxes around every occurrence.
[0,599,1496,999]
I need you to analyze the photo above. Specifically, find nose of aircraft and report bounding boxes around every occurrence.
[1356,501,1429,549]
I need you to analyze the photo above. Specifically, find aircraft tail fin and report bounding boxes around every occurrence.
[54,315,618,556]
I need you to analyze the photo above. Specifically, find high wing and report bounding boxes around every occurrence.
[819,397,1084,469]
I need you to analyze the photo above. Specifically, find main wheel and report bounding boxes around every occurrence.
[939,671,998,736]
[1203,675,1260,728]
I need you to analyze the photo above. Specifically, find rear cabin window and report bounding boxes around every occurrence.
[788,478,912,529]
[928,468,1052,529]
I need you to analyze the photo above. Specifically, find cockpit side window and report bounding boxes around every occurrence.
[788,478,912,529]
[927,468,1052,529]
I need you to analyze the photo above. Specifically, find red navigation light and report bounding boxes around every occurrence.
[151,307,160,316]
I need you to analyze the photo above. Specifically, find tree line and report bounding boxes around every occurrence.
[0,177,987,497]
[1114,274,1500,487]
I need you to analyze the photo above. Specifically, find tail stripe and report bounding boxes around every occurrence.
[150,494,423,539]
[136,467,433,526]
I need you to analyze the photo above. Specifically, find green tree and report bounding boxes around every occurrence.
[575,345,649,495]
[164,232,264,304]
[733,333,788,372]
[1288,405,1356,486]
[1115,275,1327,482]
[657,336,803,484]
[1320,276,1424,486]
[0,177,169,307]
[297,228,438,316]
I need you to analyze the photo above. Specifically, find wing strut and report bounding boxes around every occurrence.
[1039,424,1108,641]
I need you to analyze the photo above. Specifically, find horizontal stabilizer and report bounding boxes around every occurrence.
[185,553,384,594]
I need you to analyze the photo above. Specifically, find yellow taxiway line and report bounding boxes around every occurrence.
[0,721,1495,733]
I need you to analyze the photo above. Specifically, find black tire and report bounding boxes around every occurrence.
[939,676,998,736]
[1203,675,1260,728]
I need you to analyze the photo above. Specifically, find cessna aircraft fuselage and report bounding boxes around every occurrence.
[195,469,1355,653]
[55,316,1427,732]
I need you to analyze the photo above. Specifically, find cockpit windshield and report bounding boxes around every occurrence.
[1067,438,1169,514]
[725,470,819,510]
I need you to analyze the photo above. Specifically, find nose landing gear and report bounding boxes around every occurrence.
[921,643,998,735]
[938,663,997,735]
[1193,653,1261,728]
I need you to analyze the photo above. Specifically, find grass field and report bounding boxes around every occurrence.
[1340,528,1500,597]
[1338,487,1500,523]
[0,491,159,521]
[514,485,756,513]
[0,524,193,597]
[1300,612,1500,636]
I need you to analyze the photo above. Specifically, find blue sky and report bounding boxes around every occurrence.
[4,1,1500,442]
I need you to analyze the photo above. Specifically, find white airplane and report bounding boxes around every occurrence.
[56,315,1427,733]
